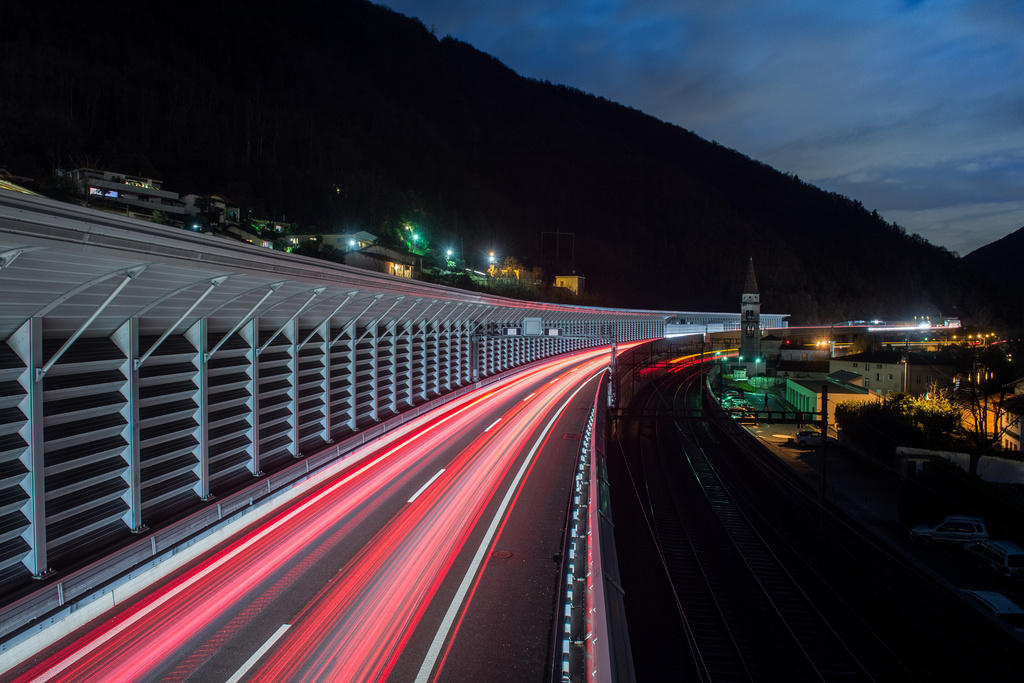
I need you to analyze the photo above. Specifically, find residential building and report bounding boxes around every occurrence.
[554,274,585,295]
[829,350,953,396]
[283,231,379,253]
[785,378,881,433]
[60,168,192,222]
[999,395,1023,452]
[779,343,830,363]
[776,360,829,381]
[345,244,418,279]
[181,193,240,227]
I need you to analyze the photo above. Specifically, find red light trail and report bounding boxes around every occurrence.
[10,342,645,682]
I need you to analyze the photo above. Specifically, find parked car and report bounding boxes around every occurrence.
[910,516,988,545]
[794,430,822,446]
[965,540,1024,579]
[962,589,1024,630]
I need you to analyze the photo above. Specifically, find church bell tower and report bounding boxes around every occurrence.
[740,258,761,365]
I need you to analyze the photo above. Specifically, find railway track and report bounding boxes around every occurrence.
[612,358,1024,680]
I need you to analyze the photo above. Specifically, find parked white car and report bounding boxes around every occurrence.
[794,430,822,447]
[910,516,988,544]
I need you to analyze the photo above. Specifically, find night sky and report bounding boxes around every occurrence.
[384,0,1024,256]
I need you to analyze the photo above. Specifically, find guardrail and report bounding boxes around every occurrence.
[553,372,634,683]
[0,352,567,654]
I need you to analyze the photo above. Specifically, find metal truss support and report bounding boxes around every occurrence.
[257,287,325,357]
[112,317,145,533]
[205,283,281,361]
[11,317,47,577]
[36,266,146,381]
[135,276,227,370]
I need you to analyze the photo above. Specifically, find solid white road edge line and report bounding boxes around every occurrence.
[408,469,447,504]
[225,623,291,683]
[414,366,607,683]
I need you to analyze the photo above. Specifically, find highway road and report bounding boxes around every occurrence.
[5,344,635,682]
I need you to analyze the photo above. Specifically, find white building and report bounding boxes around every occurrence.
[61,168,192,222]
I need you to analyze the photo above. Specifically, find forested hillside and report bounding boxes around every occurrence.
[965,226,1024,297]
[0,1,1012,324]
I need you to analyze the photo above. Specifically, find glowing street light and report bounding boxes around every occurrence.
[488,251,496,264]
[446,249,453,257]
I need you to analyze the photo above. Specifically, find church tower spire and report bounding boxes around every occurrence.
[740,257,761,367]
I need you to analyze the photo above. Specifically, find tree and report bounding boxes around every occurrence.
[952,343,1021,452]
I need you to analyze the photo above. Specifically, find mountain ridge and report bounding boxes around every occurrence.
[0,0,1014,325]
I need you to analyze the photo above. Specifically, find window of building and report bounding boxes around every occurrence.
[877,373,881,381]
[888,374,893,380]
[853,363,858,367]
[877,364,882,369]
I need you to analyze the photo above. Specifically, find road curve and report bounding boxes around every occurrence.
[7,343,636,682]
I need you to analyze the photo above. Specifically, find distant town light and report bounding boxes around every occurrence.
[446,249,453,257]
[349,239,356,247]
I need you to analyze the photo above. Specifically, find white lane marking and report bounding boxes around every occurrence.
[226,623,291,683]
[408,469,446,504]
[522,392,535,402]
[548,378,559,384]
[414,367,606,683]
[484,418,501,432]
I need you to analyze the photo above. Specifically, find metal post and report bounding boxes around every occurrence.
[288,317,300,457]
[347,320,358,431]
[818,383,829,546]
[318,319,332,441]
[11,317,48,577]
[369,322,379,422]
[243,317,262,476]
[186,318,213,501]
[113,317,144,532]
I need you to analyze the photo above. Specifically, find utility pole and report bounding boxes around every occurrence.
[904,336,911,393]
[818,383,829,547]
